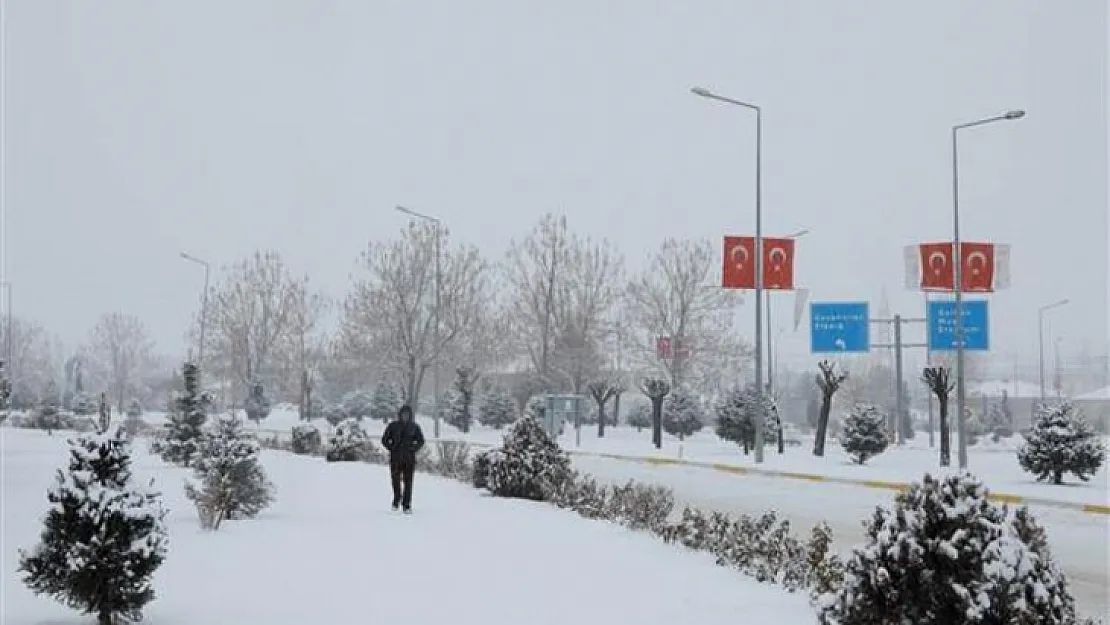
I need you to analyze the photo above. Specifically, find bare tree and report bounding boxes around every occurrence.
[0,315,56,408]
[813,359,848,457]
[587,372,623,438]
[340,221,487,414]
[550,234,624,393]
[86,312,155,413]
[506,213,571,390]
[625,238,743,390]
[277,278,329,416]
[202,251,301,400]
[922,366,956,467]
[639,377,671,449]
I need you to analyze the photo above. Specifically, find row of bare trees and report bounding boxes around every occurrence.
[186,213,752,417]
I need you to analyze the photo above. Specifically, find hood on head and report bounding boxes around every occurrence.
[398,405,413,422]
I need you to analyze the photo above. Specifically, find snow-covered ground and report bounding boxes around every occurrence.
[211,405,1109,507]
[1,428,814,624]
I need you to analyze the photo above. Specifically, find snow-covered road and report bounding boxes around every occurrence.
[571,455,1110,621]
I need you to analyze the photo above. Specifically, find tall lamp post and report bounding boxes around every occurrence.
[952,109,1025,469]
[395,204,443,439]
[691,85,767,463]
[180,253,211,374]
[767,228,808,396]
[1038,298,1068,401]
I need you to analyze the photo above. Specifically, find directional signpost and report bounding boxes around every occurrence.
[927,300,989,351]
[810,302,870,353]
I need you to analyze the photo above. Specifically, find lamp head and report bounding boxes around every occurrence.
[1004,110,1025,120]
[690,86,712,97]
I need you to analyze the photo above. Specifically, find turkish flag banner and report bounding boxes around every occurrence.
[762,237,796,290]
[722,236,755,289]
[960,242,995,292]
[919,242,955,291]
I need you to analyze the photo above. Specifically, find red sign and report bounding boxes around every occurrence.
[722,236,755,289]
[919,242,955,291]
[918,242,997,292]
[656,336,671,358]
[762,237,796,290]
[960,242,995,292]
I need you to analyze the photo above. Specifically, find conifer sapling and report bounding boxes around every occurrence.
[19,429,168,625]
[185,414,274,529]
[839,403,890,464]
[1018,402,1106,485]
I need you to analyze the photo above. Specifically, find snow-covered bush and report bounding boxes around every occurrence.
[986,400,1014,441]
[18,429,168,625]
[153,363,208,467]
[661,507,807,589]
[471,448,500,489]
[803,522,844,599]
[480,417,572,501]
[290,423,323,455]
[662,387,704,440]
[479,385,517,429]
[817,473,1081,625]
[551,474,675,533]
[185,415,274,529]
[1018,402,1105,485]
[839,403,890,464]
[70,392,96,416]
[243,381,271,424]
[627,402,652,432]
[324,418,377,462]
[523,395,545,420]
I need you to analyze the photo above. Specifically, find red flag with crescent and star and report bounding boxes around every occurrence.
[960,242,995,292]
[919,242,955,291]
[722,236,755,289]
[762,237,796,290]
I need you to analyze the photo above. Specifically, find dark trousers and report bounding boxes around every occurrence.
[390,458,415,509]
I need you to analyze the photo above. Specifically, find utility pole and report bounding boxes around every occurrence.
[870,314,927,444]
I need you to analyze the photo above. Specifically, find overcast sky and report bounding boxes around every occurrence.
[2,0,1107,374]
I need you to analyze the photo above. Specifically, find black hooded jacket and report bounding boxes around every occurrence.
[381,415,425,464]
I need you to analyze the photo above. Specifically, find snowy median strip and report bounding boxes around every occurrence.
[251,428,1110,515]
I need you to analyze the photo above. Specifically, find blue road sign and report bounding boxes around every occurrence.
[927,299,989,351]
[810,302,870,353]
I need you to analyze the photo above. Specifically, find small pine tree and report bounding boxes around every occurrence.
[479,385,516,429]
[483,416,572,501]
[369,382,400,423]
[628,402,652,432]
[19,430,168,625]
[662,387,704,440]
[1018,402,1106,485]
[839,403,890,464]
[185,415,274,529]
[155,363,209,467]
[448,367,479,432]
[818,473,1080,625]
[243,381,271,424]
[715,385,777,454]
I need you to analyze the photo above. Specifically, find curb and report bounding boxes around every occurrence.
[254,428,1110,516]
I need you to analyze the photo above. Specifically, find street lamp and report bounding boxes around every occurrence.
[180,253,211,372]
[952,109,1025,469]
[767,228,808,396]
[1038,298,1068,401]
[691,85,767,463]
[395,204,443,439]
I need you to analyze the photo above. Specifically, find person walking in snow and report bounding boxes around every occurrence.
[381,404,425,513]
